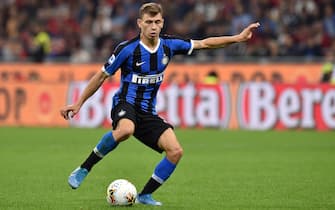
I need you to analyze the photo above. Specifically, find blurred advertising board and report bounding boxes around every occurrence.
[1,63,333,130]
[0,83,68,126]
[234,83,335,130]
[65,82,335,131]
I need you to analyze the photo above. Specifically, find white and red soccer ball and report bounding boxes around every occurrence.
[106,179,137,206]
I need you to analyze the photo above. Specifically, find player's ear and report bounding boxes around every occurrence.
[161,18,164,28]
[137,18,142,28]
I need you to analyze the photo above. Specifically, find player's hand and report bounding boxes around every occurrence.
[238,22,260,42]
[60,104,80,120]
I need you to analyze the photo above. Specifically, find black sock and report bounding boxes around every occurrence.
[139,177,162,195]
[80,151,102,171]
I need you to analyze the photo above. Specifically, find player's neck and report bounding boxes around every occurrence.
[140,35,159,50]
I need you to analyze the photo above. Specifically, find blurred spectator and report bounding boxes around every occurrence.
[320,51,335,84]
[166,72,178,84]
[28,71,40,82]
[29,23,51,62]
[271,72,283,84]
[1,71,9,82]
[231,3,252,35]
[231,72,245,84]
[0,0,334,63]
[204,70,219,84]
[70,45,91,63]
[2,37,23,61]
[251,71,266,82]
[323,5,335,38]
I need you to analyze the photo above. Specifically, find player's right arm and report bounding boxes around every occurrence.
[60,70,109,120]
[61,41,129,120]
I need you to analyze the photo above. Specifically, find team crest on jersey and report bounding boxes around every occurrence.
[162,54,169,65]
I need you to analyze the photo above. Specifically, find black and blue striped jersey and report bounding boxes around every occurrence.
[102,35,194,114]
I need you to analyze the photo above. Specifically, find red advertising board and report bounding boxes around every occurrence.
[0,83,68,126]
[236,83,335,130]
[1,63,332,130]
[66,82,335,131]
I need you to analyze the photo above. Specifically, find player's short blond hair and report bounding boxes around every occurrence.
[139,2,163,18]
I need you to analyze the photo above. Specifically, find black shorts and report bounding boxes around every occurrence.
[111,102,173,153]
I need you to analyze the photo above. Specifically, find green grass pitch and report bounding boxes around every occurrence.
[0,127,335,210]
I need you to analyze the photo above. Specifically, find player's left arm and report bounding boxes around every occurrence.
[192,22,260,49]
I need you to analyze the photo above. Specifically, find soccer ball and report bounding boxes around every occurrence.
[106,179,137,206]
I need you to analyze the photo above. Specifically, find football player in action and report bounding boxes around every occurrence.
[60,2,259,206]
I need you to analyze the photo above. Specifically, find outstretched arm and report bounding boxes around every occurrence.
[193,22,260,49]
[60,70,109,120]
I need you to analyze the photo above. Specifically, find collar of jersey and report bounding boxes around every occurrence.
[139,38,161,54]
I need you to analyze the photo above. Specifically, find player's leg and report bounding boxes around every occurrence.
[137,128,183,205]
[81,118,135,170]
[68,119,135,189]
[68,102,137,189]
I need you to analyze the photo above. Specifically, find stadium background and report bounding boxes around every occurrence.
[0,1,335,210]
[1,0,334,130]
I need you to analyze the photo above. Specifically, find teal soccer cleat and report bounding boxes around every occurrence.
[68,167,88,189]
[136,194,162,206]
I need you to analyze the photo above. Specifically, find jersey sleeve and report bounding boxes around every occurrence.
[102,42,129,76]
[164,35,194,56]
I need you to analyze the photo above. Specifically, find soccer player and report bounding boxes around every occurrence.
[60,2,259,206]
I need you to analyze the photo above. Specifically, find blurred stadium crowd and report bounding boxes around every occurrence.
[0,0,335,63]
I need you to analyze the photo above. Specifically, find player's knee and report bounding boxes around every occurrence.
[115,126,134,141]
[120,126,134,139]
[167,147,183,163]
[175,147,184,160]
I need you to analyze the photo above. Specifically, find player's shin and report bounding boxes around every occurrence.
[81,131,118,171]
[139,157,176,195]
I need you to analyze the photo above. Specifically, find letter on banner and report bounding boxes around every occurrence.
[249,83,276,130]
[301,89,322,128]
[182,84,196,127]
[322,90,335,128]
[196,88,219,127]
[278,88,300,128]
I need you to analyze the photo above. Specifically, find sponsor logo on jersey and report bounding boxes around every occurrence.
[131,72,164,84]
[135,61,145,66]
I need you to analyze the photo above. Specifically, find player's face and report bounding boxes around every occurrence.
[138,13,164,41]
